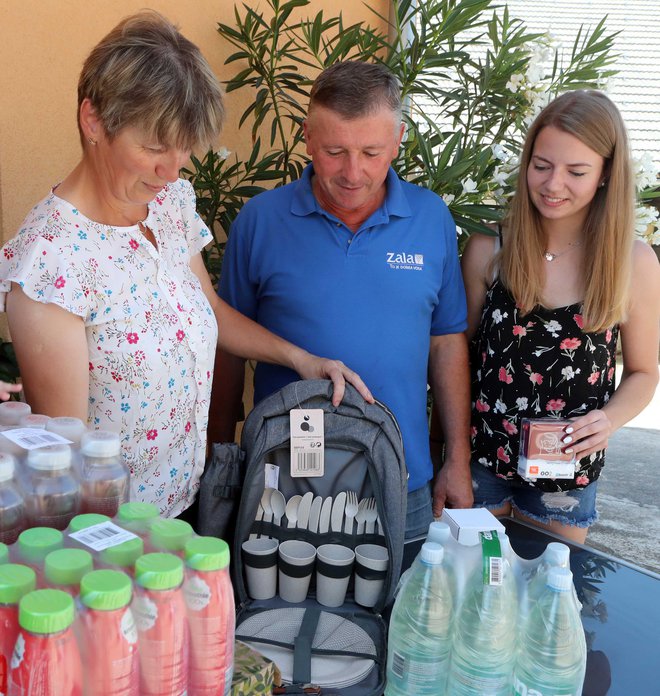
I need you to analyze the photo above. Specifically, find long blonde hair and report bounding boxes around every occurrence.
[500,90,635,332]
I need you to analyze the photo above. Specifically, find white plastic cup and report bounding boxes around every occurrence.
[278,540,316,603]
[354,543,389,608]
[242,538,279,600]
[315,544,355,608]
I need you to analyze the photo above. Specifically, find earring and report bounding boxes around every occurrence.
[87,137,97,146]
[599,180,606,188]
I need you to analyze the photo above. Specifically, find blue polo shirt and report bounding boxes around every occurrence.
[219,165,467,491]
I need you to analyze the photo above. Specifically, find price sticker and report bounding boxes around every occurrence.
[289,409,324,478]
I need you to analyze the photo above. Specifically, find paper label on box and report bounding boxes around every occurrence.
[289,409,324,478]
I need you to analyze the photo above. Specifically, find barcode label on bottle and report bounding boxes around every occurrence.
[489,557,503,585]
[1,428,72,449]
[69,522,138,551]
[391,650,406,679]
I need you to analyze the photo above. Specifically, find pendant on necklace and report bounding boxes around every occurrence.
[544,252,557,262]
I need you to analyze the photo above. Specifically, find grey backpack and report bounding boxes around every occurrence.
[232,379,407,694]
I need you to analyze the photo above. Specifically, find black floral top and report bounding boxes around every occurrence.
[470,279,618,491]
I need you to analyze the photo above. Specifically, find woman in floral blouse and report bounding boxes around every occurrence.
[0,12,371,519]
[462,91,659,542]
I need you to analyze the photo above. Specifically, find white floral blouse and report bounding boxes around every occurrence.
[0,179,218,517]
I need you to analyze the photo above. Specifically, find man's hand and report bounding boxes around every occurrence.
[294,353,374,406]
[432,454,474,518]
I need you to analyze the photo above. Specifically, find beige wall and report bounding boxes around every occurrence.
[0,0,389,245]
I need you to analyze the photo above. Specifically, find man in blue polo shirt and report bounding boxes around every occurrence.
[213,61,472,537]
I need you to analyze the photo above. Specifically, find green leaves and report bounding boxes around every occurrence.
[184,0,655,284]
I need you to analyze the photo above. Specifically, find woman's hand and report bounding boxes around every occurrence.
[293,353,374,406]
[563,409,613,459]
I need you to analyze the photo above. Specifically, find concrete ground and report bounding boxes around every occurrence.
[586,366,660,574]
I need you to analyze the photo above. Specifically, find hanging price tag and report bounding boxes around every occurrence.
[289,409,324,478]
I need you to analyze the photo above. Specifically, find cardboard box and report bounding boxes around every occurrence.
[518,418,576,480]
[440,507,505,545]
[231,640,279,695]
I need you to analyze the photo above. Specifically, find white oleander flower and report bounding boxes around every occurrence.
[215,146,231,160]
[462,178,478,194]
[491,144,508,161]
[442,193,456,206]
[506,73,525,92]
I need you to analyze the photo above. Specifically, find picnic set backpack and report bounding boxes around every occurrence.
[230,379,408,695]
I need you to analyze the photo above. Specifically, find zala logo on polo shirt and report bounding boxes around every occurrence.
[386,251,424,271]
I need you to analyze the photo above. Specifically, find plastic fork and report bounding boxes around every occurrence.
[344,490,359,534]
[355,498,378,534]
[364,498,378,534]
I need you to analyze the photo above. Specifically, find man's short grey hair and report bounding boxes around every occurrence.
[309,61,402,121]
[78,10,224,151]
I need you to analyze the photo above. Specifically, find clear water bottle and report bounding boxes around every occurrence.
[79,431,129,517]
[45,417,87,447]
[521,542,572,624]
[0,453,26,545]
[23,444,81,530]
[513,567,587,696]
[447,531,518,695]
[385,542,453,695]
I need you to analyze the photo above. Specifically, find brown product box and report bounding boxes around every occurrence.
[518,418,576,480]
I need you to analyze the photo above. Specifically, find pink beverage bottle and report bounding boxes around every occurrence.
[15,528,64,587]
[116,502,160,537]
[79,569,140,696]
[24,444,81,530]
[184,537,235,696]
[99,537,144,578]
[43,548,93,596]
[133,553,189,696]
[8,588,83,696]
[79,431,129,517]
[148,518,194,556]
[0,454,26,545]
[0,564,36,696]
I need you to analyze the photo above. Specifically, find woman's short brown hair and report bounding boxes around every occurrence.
[78,10,224,151]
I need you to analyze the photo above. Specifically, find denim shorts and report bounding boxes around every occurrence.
[405,483,434,539]
[471,462,598,528]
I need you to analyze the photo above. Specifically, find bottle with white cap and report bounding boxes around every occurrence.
[23,444,81,530]
[45,416,88,447]
[521,542,575,624]
[79,430,129,517]
[513,566,587,696]
[18,413,51,430]
[0,401,31,426]
[385,542,454,695]
[0,452,26,544]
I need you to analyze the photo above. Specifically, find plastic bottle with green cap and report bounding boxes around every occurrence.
[184,536,235,695]
[0,451,26,545]
[79,430,130,517]
[149,518,193,556]
[0,563,36,694]
[133,553,189,696]
[116,501,160,536]
[8,588,83,695]
[99,536,144,576]
[78,569,139,696]
[67,513,111,533]
[16,527,64,586]
[44,548,94,596]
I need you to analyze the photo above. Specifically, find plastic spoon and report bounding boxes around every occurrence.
[270,489,286,527]
[285,494,302,529]
[260,488,274,538]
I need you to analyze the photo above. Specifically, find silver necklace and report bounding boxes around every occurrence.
[544,240,582,262]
